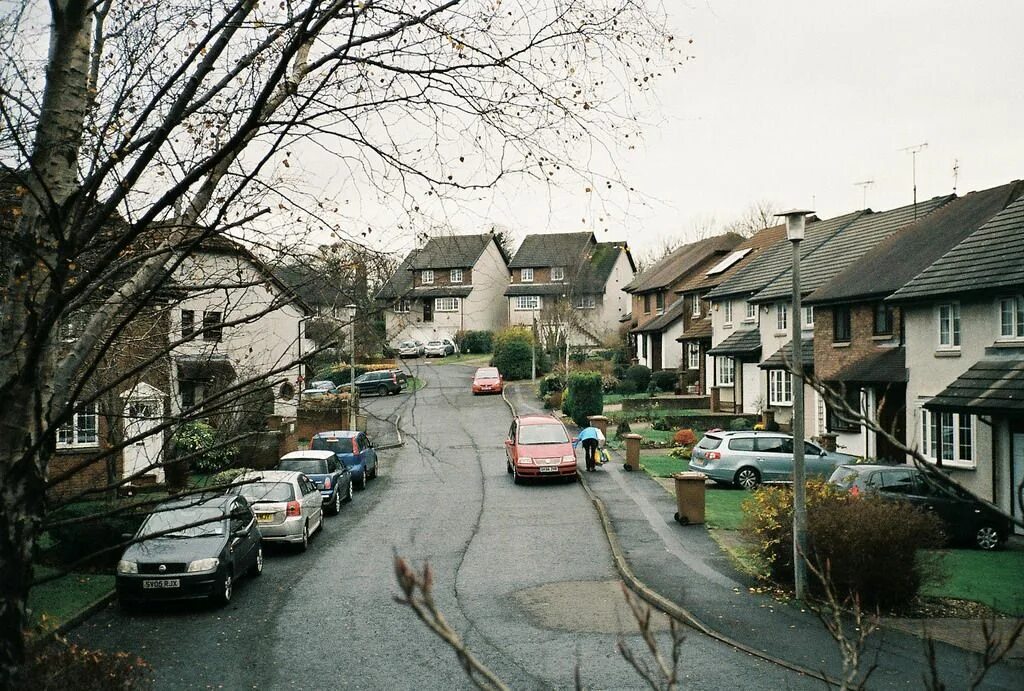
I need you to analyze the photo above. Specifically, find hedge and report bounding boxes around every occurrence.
[650,370,678,392]
[623,364,651,391]
[491,327,535,380]
[562,371,604,427]
[455,330,494,354]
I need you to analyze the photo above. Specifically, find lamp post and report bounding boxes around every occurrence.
[531,307,537,382]
[775,209,812,602]
[346,304,357,390]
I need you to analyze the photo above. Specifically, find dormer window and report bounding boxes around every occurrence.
[551,266,565,281]
[450,268,463,283]
[421,269,434,285]
[521,268,534,283]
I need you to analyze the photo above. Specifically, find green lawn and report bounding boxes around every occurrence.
[639,453,687,477]
[27,566,114,633]
[704,488,748,530]
[441,352,492,366]
[407,376,426,392]
[602,393,650,405]
[921,548,1024,616]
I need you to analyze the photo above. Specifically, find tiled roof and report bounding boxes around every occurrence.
[576,241,630,293]
[827,348,907,384]
[504,283,571,297]
[505,239,628,296]
[676,224,789,294]
[759,338,815,370]
[408,233,496,270]
[705,212,864,301]
[924,347,1024,413]
[624,233,743,293]
[753,196,954,304]
[677,316,713,341]
[806,183,1024,306]
[374,254,416,300]
[407,286,473,298]
[507,232,594,268]
[889,192,1024,302]
[707,329,762,357]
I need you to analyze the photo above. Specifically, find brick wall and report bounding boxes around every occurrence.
[414,267,474,287]
[813,303,901,381]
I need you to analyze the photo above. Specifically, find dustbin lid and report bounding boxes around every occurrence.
[672,472,707,480]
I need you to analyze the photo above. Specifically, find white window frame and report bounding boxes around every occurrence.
[723,300,733,324]
[768,369,793,406]
[450,268,463,284]
[716,356,734,386]
[514,295,541,311]
[920,408,975,468]
[745,301,756,321]
[998,295,1024,340]
[803,306,814,329]
[776,303,788,332]
[937,302,961,349]
[393,299,411,314]
[573,295,596,309]
[691,293,701,317]
[551,266,565,281]
[434,297,460,312]
[56,402,99,448]
[421,269,434,285]
[520,268,534,283]
[687,343,700,370]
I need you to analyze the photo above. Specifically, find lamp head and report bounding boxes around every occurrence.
[775,209,813,241]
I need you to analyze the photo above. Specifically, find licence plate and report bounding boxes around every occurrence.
[539,465,557,473]
[257,513,274,522]
[143,579,180,589]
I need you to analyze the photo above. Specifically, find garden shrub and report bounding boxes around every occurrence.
[742,481,945,609]
[624,364,651,391]
[615,420,632,438]
[601,373,620,393]
[23,638,153,690]
[616,379,637,395]
[171,421,238,473]
[543,392,562,410]
[44,502,145,569]
[669,446,691,460]
[568,350,587,364]
[538,373,565,397]
[729,417,750,431]
[455,330,493,353]
[651,418,672,431]
[209,467,251,487]
[672,428,697,447]
[491,327,535,380]
[650,370,678,392]
[562,371,603,427]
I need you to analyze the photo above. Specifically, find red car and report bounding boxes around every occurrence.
[504,414,578,483]
[471,367,504,395]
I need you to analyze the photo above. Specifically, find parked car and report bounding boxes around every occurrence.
[688,430,857,490]
[116,494,262,608]
[441,337,459,355]
[277,450,352,515]
[308,380,338,392]
[471,367,503,395]
[828,464,1012,550]
[233,470,324,550]
[347,370,402,396]
[424,340,448,358]
[310,430,379,490]
[504,414,578,483]
[397,340,424,358]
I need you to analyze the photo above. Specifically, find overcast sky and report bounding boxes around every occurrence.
[330,1,1024,257]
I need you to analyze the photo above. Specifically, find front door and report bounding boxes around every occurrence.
[651,334,662,371]
[122,385,165,483]
[423,299,433,323]
[874,383,907,463]
[1013,430,1024,534]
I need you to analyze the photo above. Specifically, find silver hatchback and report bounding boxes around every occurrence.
[233,470,324,550]
[688,430,857,489]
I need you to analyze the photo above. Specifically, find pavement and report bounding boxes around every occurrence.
[504,383,1024,689]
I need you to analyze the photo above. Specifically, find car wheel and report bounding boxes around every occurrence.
[213,569,233,606]
[356,473,366,490]
[734,467,761,490]
[251,545,264,577]
[506,459,513,474]
[513,469,523,485]
[298,522,310,552]
[974,524,1003,551]
[377,384,388,396]
[330,490,342,515]
[344,479,353,502]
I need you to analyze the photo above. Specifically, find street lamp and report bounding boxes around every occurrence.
[346,304,357,391]
[775,208,812,602]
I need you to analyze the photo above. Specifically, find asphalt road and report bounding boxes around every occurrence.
[72,361,816,690]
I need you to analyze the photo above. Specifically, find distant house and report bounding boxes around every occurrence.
[376,233,511,344]
[806,182,1023,461]
[625,234,742,371]
[887,189,1024,523]
[504,232,635,348]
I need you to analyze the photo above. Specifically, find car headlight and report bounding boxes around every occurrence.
[116,560,138,575]
[518,457,533,465]
[561,455,575,464]
[186,558,220,573]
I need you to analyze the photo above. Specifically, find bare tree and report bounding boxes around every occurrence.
[722,200,780,237]
[0,0,675,682]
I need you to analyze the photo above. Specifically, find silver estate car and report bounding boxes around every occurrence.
[234,470,324,550]
[688,430,857,490]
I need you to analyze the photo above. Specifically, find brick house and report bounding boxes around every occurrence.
[504,232,635,348]
[805,182,1023,461]
[887,189,1024,524]
[377,233,511,344]
[625,233,742,370]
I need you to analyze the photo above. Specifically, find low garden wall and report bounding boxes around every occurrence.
[620,395,711,412]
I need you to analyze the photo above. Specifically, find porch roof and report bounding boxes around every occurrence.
[706,328,761,357]
[828,348,907,384]
[759,338,815,371]
[408,286,473,299]
[924,348,1024,414]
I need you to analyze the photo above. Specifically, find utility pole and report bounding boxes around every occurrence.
[900,142,928,218]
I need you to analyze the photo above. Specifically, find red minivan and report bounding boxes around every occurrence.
[504,414,578,483]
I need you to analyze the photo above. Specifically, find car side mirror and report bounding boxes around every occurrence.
[504,439,513,446]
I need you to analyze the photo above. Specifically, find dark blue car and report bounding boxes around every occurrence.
[276,450,353,515]
[311,430,379,490]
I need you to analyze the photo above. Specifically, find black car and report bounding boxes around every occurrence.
[277,450,353,514]
[116,495,262,608]
[348,370,402,396]
[828,464,1012,550]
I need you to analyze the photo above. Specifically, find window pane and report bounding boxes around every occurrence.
[959,414,972,461]
[78,409,98,444]
[952,304,961,346]
[940,412,954,461]
[1017,296,1024,337]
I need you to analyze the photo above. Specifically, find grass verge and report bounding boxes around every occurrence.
[921,548,1024,616]
[440,353,492,366]
[28,566,114,633]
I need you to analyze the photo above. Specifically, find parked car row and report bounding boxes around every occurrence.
[115,429,382,608]
[397,337,458,358]
[302,370,409,398]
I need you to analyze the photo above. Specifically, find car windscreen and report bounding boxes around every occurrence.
[426,341,443,346]
[827,467,859,489]
[696,435,722,450]
[237,481,295,504]
[476,368,499,379]
[518,423,570,445]
[142,506,226,538]
[278,458,328,475]
[311,436,354,454]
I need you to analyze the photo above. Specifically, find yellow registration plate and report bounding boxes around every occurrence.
[257,513,274,522]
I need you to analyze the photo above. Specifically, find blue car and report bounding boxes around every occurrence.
[310,430,379,490]
[276,449,353,515]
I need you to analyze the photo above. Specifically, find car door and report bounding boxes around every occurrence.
[907,473,970,542]
[229,499,257,569]
[505,421,518,466]
[298,476,319,528]
[360,433,377,476]
[754,435,792,481]
[803,441,833,477]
